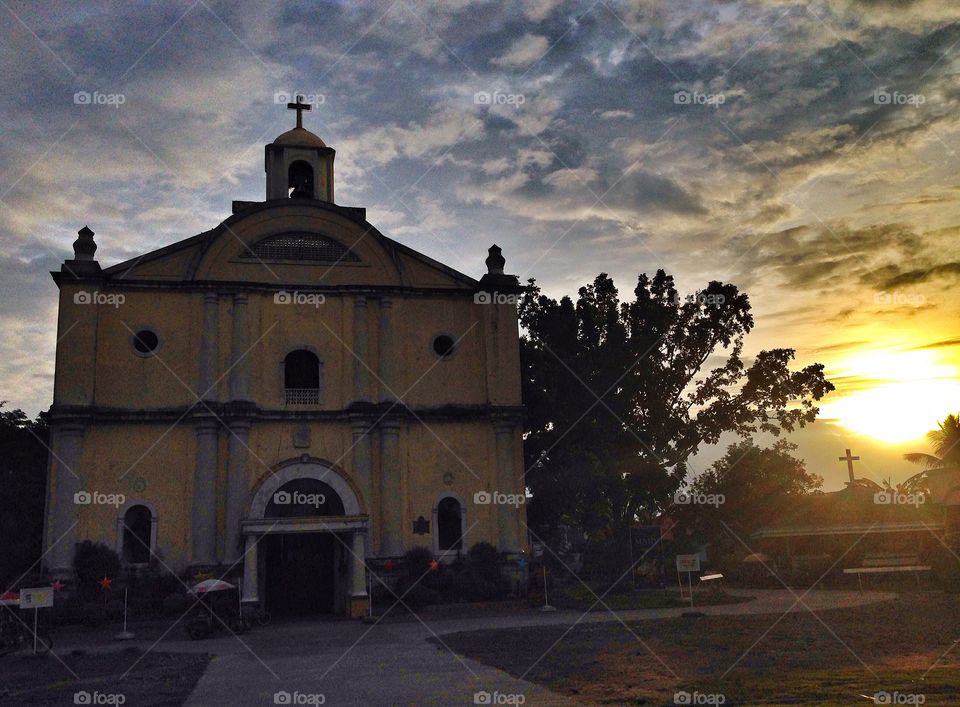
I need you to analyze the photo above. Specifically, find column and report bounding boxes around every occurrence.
[242,533,260,604]
[49,424,84,580]
[223,420,251,564]
[351,420,373,517]
[198,292,219,400]
[495,420,522,553]
[353,296,370,402]
[378,297,395,402]
[191,419,219,566]
[379,421,403,556]
[229,293,251,401]
[349,530,368,618]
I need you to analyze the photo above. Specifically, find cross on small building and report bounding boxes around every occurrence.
[287,94,311,129]
[838,448,860,484]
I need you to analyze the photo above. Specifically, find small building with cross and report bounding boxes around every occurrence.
[41,103,527,617]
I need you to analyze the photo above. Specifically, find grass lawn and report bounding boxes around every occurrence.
[0,648,211,706]
[550,584,752,611]
[438,592,960,705]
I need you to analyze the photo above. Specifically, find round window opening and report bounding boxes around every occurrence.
[132,329,160,355]
[432,334,456,358]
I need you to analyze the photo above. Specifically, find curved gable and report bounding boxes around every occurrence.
[190,200,405,287]
[242,232,360,263]
[100,199,479,290]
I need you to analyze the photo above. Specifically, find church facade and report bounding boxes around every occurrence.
[43,107,526,617]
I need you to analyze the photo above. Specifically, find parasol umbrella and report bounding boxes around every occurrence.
[189,579,236,594]
[742,552,771,564]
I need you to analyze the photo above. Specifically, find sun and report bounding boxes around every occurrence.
[819,349,960,444]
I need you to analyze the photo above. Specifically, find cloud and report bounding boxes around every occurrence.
[881,262,960,288]
[598,110,635,120]
[491,34,550,68]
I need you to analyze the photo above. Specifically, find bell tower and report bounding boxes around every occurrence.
[265,95,335,202]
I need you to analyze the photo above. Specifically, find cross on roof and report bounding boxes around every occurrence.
[287,94,311,129]
[838,448,860,484]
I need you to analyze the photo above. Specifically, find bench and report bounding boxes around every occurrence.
[697,573,724,594]
[843,553,931,591]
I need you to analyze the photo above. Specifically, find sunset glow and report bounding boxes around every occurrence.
[820,349,960,443]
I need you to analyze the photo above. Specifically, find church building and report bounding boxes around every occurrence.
[42,100,526,617]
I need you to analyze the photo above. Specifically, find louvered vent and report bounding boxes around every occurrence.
[243,233,359,262]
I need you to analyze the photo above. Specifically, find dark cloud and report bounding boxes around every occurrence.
[882,262,960,288]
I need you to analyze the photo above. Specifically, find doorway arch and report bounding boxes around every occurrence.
[243,459,368,617]
[249,459,363,518]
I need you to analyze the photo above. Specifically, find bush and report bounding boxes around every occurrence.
[451,542,508,602]
[73,541,121,601]
[400,583,441,609]
[127,566,182,617]
[935,533,960,593]
[399,546,434,581]
[393,546,441,608]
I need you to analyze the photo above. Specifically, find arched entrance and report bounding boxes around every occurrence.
[242,460,369,618]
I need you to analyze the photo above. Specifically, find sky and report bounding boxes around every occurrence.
[1,0,959,491]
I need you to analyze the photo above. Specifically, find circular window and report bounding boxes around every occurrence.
[132,329,160,355]
[432,334,456,359]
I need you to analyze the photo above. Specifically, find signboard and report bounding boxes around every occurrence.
[531,542,544,558]
[21,587,53,609]
[20,587,54,609]
[675,554,701,573]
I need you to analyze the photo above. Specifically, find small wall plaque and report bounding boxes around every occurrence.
[413,516,430,535]
[294,424,311,448]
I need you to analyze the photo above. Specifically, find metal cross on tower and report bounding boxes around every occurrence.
[287,94,311,129]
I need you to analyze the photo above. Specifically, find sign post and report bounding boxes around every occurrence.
[20,587,53,654]
[532,543,555,612]
[675,555,700,609]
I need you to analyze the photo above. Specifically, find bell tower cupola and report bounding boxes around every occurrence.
[265,95,335,202]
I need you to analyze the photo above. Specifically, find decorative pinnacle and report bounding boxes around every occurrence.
[72,226,97,261]
[485,244,505,275]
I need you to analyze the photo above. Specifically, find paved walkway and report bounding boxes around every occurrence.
[48,589,896,705]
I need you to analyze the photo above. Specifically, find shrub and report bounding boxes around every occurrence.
[935,533,960,593]
[73,541,121,601]
[393,546,441,608]
[451,542,508,602]
[400,584,441,609]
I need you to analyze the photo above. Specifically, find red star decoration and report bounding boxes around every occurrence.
[384,560,395,572]
[51,580,64,592]
[98,576,112,590]
[429,559,439,572]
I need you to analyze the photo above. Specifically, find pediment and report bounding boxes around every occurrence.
[99,199,477,290]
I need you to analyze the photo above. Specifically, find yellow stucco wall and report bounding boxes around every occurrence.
[46,197,526,575]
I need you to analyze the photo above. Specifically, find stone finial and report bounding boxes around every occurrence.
[72,226,97,261]
[485,244,505,275]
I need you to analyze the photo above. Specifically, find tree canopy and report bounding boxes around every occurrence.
[0,403,49,588]
[519,270,834,540]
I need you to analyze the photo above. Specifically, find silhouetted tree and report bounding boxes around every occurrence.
[682,440,822,546]
[0,403,49,589]
[519,270,833,551]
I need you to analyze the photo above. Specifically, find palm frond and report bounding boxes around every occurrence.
[903,452,942,468]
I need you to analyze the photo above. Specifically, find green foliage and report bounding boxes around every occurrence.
[0,403,49,588]
[519,271,834,540]
[902,413,960,495]
[452,542,508,601]
[399,546,433,582]
[683,439,822,544]
[392,546,441,608]
[73,540,121,600]
[934,532,960,594]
